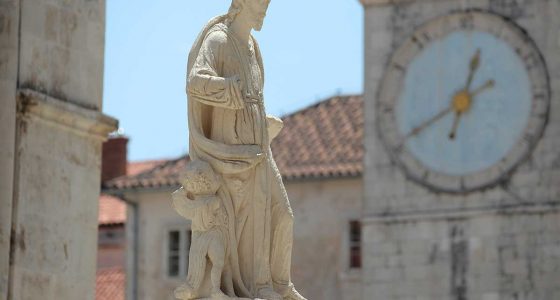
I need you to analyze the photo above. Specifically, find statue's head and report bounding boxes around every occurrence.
[228,0,271,31]
[181,160,220,198]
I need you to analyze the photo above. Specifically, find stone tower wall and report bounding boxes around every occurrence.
[361,0,560,299]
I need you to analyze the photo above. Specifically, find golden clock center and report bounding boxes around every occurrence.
[453,90,471,113]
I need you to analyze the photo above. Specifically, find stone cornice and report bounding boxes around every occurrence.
[362,201,560,224]
[17,89,118,141]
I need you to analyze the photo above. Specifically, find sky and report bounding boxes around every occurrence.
[103,0,364,161]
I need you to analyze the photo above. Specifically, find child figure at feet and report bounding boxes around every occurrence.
[172,160,229,300]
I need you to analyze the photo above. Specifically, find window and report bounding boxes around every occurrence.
[349,220,362,269]
[167,229,191,277]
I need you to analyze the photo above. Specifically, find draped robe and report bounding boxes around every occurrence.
[186,15,288,298]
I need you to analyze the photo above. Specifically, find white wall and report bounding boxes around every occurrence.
[134,190,191,300]
[288,178,363,300]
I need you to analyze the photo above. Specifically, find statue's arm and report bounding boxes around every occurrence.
[187,31,244,110]
[171,188,196,219]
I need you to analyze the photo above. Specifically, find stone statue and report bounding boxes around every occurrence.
[171,0,307,299]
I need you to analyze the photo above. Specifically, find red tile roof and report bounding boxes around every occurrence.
[98,194,127,226]
[104,156,191,191]
[272,95,363,180]
[102,95,363,191]
[96,267,125,300]
[127,159,166,176]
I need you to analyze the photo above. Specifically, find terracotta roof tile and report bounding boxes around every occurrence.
[109,156,190,190]
[98,194,126,225]
[96,267,125,300]
[127,160,166,176]
[103,95,363,191]
[272,95,363,180]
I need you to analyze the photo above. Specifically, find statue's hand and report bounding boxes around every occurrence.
[267,115,284,143]
[171,188,196,220]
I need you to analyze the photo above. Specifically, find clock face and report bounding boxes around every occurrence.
[377,11,550,193]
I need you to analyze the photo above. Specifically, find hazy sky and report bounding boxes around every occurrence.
[103,0,364,161]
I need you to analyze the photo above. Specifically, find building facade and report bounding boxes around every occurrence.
[360,0,560,299]
[96,137,165,300]
[97,2,560,299]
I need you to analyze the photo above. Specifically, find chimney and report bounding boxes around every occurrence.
[101,136,128,182]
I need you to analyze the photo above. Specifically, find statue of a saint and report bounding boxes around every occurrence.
[174,0,307,299]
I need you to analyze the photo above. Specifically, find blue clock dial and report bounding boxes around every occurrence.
[377,11,550,193]
[397,31,531,175]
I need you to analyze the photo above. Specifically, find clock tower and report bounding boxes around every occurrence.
[360,0,560,299]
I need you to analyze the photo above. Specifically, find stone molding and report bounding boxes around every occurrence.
[338,269,362,281]
[362,201,560,224]
[17,88,118,141]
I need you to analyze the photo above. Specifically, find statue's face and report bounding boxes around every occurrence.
[244,0,270,31]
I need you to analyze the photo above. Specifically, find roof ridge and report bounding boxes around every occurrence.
[129,158,168,165]
[280,93,361,120]
[147,155,188,172]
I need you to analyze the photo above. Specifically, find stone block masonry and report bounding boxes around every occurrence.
[360,0,560,299]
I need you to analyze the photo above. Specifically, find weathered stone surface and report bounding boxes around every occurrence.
[361,0,560,298]
[18,0,106,110]
[1,0,117,299]
[0,1,19,298]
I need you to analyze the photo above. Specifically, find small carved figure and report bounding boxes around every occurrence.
[172,160,230,300]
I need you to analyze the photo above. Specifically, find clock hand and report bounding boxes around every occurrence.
[448,112,462,140]
[465,49,481,90]
[471,79,495,97]
[406,106,453,138]
[406,51,491,141]
[445,79,494,140]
